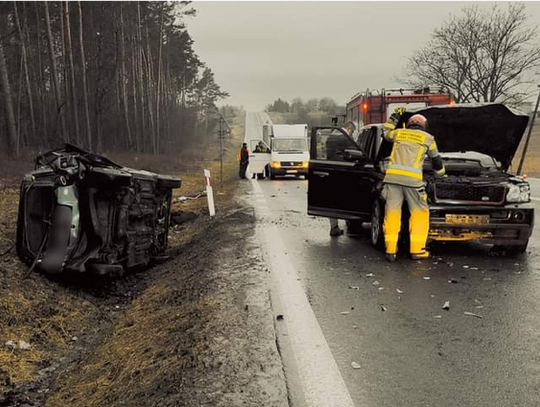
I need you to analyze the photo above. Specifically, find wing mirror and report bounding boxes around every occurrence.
[344,149,365,161]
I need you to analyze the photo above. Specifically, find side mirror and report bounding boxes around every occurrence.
[344,149,365,161]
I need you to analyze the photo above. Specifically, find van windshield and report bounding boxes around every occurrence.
[272,139,307,152]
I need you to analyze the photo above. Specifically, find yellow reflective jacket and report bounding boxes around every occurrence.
[383,122,445,187]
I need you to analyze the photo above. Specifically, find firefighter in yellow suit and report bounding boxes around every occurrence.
[382,113,445,262]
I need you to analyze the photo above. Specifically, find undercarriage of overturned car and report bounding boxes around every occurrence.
[307,103,534,253]
[16,144,181,276]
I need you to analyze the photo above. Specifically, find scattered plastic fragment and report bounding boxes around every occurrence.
[474,299,482,304]
[340,311,350,315]
[378,287,384,291]
[463,265,470,269]
[349,285,360,290]
[483,277,492,281]
[475,305,484,309]
[433,315,442,319]
[276,314,284,321]
[372,280,380,286]
[352,325,358,329]
[430,294,435,298]
[381,306,387,312]
[470,267,479,270]
[366,273,374,277]
[423,277,431,280]
[464,311,483,319]
[442,301,450,310]
[5,340,31,350]
[396,289,404,294]
[351,362,361,369]
[448,278,459,284]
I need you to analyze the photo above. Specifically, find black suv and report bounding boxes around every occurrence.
[16,144,181,275]
[307,104,534,253]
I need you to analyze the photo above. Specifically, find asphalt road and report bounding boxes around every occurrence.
[245,113,540,407]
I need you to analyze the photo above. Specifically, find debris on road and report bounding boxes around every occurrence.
[442,301,450,310]
[349,285,360,290]
[378,287,384,291]
[464,311,483,319]
[433,315,442,319]
[448,278,459,284]
[380,306,387,312]
[372,280,380,286]
[396,288,404,294]
[276,314,284,321]
[463,265,470,269]
[423,277,431,280]
[340,311,350,315]
[366,273,374,277]
[351,362,362,370]
[483,277,492,281]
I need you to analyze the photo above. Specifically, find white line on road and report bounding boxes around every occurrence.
[251,179,356,407]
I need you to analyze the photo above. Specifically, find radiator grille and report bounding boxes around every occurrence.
[434,183,506,204]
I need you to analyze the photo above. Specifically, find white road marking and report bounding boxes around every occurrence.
[251,179,356,407]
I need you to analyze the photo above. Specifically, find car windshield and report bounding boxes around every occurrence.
[272,138,307,152]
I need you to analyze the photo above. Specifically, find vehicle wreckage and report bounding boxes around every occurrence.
[16,144,181,275]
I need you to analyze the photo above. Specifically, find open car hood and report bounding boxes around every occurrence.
[398,104,529,170]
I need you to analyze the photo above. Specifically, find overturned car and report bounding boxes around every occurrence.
[308,103,534,253]
[16,144,181,275]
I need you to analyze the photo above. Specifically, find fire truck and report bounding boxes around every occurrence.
[346,87,454,129]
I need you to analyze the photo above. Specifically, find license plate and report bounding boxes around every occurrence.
[286,170,298,173]
[445,214,489,225]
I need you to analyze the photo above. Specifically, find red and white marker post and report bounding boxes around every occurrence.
[204,169,216,217]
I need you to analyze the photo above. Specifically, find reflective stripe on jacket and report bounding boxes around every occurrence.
[383,123,444,187]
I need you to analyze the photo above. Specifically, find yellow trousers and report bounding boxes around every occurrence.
[381,183,429,255]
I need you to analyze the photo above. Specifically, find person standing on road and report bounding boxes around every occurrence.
[381,112,445,262]
[238,143,249,179]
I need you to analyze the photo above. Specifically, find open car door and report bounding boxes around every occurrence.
[307,127,377,221]
[248,139,271,178]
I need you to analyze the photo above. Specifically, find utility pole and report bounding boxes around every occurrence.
[517,84,540,175]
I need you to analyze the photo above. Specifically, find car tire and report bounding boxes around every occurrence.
[257,173,264,180]
[371,200,385,251]
[270,169,276,180]
[346,220,363,235]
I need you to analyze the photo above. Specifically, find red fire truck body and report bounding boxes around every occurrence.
[346,88,454,129]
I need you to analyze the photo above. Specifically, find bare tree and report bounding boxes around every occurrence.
[402,3,540,103]
[78,1,92,149]
[0,25,18,157]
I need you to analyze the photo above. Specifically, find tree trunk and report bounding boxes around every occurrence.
[64,1,80,145]
[78,1,92,149]
[0,33,18,157]
[13,2,37,148]
[119,4,133,149]
[44,1,68,142]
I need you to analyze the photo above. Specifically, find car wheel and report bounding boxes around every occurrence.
[257,173,264,180]
[346,220,363,235]
[371,200,385,251]
[270,169,276,180]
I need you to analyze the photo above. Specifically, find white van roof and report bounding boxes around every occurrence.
[272,124,308,138]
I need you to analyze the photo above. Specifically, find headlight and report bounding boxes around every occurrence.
[271,161,281,169]
[507,184,530,203]
[302,161,309,168]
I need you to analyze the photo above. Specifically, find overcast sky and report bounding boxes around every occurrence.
[186,1,540,110]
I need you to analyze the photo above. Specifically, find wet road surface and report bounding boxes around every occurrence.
[251,175,540,407]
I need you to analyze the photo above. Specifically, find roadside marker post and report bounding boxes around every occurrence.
[204,169,216,217]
